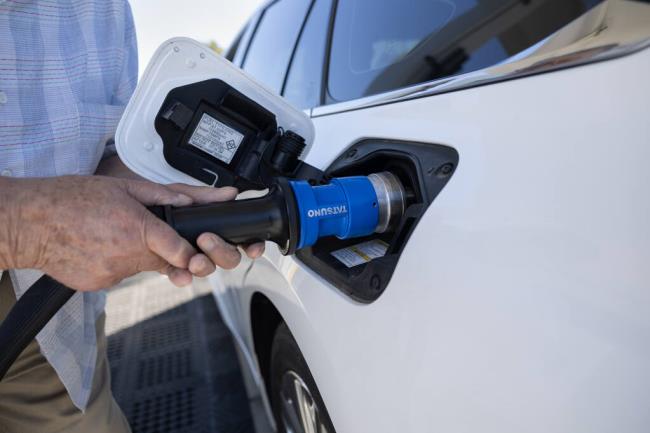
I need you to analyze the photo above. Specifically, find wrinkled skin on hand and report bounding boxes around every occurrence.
[3,175,264,291]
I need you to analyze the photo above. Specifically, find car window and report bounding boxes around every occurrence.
[242,0,312,94]
[327,0,605,102]
[283,0,333,109]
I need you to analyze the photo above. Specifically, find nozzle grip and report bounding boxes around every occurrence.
[147,184,293,251]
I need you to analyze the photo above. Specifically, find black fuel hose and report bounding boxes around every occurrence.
[0,276,75,380]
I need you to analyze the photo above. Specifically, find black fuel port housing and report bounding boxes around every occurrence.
[154,78,308,191]
[295,139,458,303]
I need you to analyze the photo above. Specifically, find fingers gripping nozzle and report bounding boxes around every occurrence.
[151,172,406,255]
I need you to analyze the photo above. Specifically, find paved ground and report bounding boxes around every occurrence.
[105,273,256,433]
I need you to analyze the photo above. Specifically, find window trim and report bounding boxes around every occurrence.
[241,0,314,94]
[240,1,275,69]
[236,0,336,110]
[280,0,317,97]
[321,0,339,106]
[225,25,246,61]
[232,9,264,67]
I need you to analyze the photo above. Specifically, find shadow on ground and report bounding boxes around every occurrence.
[105,274,254,433]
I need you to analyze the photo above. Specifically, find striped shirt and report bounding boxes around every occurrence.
[0,0,137,410]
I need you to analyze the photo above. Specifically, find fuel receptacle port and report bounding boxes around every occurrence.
[295,138,458,303]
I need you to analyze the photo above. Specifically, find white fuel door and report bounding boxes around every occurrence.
[115,37,314,187]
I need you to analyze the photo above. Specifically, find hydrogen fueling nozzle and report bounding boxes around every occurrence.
[0,39,412,382]
[148,172,406,255]
[0,172,406,381]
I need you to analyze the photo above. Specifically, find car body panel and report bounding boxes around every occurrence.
[211,1,650,431]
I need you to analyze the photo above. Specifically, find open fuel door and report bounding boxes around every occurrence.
[116,38,315,190]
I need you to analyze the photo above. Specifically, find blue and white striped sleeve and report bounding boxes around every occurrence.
[104,0,139,160]
[113,0,139,107]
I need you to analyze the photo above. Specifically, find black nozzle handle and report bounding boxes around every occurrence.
[147,181,298,255]
[0,275,75,381]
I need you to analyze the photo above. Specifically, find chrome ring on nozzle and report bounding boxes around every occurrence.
[368,172,406,233]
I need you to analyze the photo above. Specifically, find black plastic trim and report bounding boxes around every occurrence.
[281,0,317,96]
[240,3,272,69]
[321,0,339,106]
[155,79,314,191]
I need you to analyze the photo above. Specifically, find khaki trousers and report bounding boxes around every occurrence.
[0,274,131,433]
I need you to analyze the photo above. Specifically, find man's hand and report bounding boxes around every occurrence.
[0,176,262,291]
[96,155,265,280]
[162,182,265,281]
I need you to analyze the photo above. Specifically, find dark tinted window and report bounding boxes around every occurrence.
[328,0,604,102]
[243,0,312,93]
[283,0,333,109]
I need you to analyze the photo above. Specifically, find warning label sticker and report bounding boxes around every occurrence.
[188,113,244,164]
[331,239,389,268]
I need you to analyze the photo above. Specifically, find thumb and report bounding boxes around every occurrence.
[123,179,193,207]
[142,211,196,269]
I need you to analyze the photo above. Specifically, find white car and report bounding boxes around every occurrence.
[210,1,650,432]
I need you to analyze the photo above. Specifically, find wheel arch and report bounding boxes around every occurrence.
[250,292,284,391]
